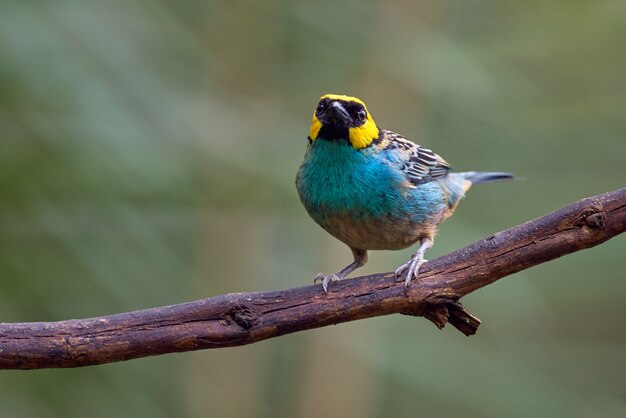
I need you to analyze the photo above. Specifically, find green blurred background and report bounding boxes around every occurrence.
[1,1,625,417]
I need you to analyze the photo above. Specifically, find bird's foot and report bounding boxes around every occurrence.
[314,272,342,293]
[394,257,428,287]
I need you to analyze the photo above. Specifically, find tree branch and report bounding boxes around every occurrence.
[1,188,625,369]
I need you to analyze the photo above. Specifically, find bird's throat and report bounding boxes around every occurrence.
[317,123,350,143]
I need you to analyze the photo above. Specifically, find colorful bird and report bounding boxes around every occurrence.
[296,94,514,292]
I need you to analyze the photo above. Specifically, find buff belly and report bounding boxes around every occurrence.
[317,213,439,251]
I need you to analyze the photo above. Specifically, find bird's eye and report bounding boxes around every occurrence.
[357,109,367,122]
[316,101,325,114]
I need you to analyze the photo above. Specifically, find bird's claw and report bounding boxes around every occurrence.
[394,263,410,282]
[394,258,428,287]
[314,273,341,293]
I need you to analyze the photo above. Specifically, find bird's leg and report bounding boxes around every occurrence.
[395,238,433,287]
[314,248,368,293]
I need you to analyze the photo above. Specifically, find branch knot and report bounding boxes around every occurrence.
[227,305,257,330]
[575,207,607,229]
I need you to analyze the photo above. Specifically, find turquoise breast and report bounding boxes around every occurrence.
[297,140,405,219]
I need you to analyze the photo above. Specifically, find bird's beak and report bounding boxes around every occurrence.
[327,101,352,123]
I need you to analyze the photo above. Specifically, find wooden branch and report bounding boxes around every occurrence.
[1,188,625,370]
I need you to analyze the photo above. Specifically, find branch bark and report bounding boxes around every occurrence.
[1,188,625,369]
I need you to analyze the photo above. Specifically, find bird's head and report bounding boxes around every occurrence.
[309,94,380,149]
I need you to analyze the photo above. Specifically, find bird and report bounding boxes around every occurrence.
[296,93,514,292]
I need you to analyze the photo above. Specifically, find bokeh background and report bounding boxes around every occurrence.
[1,1,625,417]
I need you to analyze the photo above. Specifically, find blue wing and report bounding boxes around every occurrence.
[377,130,452,185]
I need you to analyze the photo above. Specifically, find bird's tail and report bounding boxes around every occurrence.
[461,171,515,185]
[440,172,515,212]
